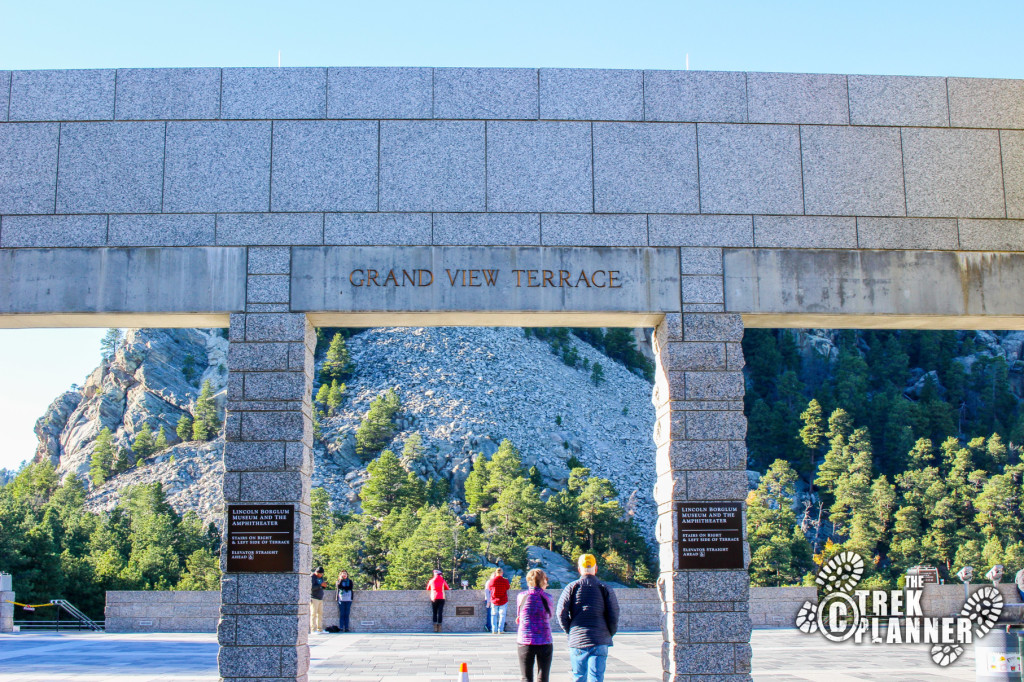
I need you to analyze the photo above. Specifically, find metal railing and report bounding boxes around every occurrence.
[13,600,104,632]
[14,619,106,632]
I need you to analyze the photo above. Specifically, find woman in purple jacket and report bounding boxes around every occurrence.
[516,568,554,682]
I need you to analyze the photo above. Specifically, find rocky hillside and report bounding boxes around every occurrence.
[36,326,658,535]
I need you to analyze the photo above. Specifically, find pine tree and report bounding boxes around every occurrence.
[326,380,346,415]
[385,505,474,589]
[176,415,193,442]
[311,487,336,568]
[867,475,897,557]
[464,456,492,514]
[747,460,814,586]
[132,423,156,460]
[355,389,401,461]
[828,428,874,543]
[485,440,526,501]
[175,550,221,590]
[425,477,451,507]
[815,409,855,502]
[360,450,415,518]
[543,487,580,552]
[315,383,330,407]
[590,362,605,385]
[192,380,220,441]
[403,472,427,510]
[113,446,134,473]
[906,438,935,468]
[982,535,1005,573]
[154,426,169,452]
[975,464,1024,549]
[985,433,1008,470]
[482,477,542,567]
[401,433,426,466]
[320,333,353,382]
[100,328,122,361]
[89,428,115,487]
[573,471,621,551]
[799,399,825,459]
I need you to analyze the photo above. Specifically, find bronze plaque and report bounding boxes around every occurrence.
[226,505,295,572]
[676,502,744,569]
[455,606,475,616]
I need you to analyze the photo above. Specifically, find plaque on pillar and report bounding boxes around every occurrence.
[226,505,295,572]
[676,502,744,569]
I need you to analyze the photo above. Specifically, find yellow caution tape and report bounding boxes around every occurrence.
[3,600,55,608]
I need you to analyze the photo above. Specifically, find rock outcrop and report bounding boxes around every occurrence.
[36,326,657,534]
[38,328,229,518]
[314,327,657,531]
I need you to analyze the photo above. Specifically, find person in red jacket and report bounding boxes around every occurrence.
[426,569,451,633]
[485,567,511,634]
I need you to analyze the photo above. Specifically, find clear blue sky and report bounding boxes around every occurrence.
[1,0,1022,77]
[1,0,1022,471]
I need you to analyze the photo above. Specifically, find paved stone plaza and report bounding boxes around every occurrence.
[0,630,977,681]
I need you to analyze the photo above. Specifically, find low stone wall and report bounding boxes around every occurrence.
[919,583,1023,621]
[748,583,1024,628]
[103,586,825,633]
[102,583,1024,633]
[321,589,661,633]
[749,586,816,628]
[105,590,220,633]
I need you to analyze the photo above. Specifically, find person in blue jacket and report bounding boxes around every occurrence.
[555,554,620,682]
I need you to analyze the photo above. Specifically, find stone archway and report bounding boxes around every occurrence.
[2,65,1023,682]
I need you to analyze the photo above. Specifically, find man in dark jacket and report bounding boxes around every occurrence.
[310,567,326,634]
[556,554,620,682]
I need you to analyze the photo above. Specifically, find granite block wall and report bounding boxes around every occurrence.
[0,68,1021,256]
[105,590,221,633]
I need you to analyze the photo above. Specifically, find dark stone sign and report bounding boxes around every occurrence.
[455,606,475,616]
[226,505,295,573]
[676,502,744,569]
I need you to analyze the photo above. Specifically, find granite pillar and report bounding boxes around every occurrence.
[653,311,752,682]
[219,248,315,682]
[0,573,13,633]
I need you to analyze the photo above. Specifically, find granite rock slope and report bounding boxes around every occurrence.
[31,326,657,532]
[41,327,228,483]
[315,327,657,530]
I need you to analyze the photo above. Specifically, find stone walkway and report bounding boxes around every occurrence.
[0,630,978,681]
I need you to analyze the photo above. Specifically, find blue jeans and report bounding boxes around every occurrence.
[338,600,352,631]
[570,645,609,682]
[484,605,492,632]
[491,603,508,632]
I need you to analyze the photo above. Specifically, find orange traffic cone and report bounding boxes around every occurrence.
[458,662,470,681]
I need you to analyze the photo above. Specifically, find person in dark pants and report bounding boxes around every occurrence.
[426,569,450,633]
[556,554,620,682]
[516,568,554,682]
[310,567,327,634]
[484,584,493,632]
[336,570,354,632]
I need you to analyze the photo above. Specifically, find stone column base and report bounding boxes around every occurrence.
[1,591,14,633]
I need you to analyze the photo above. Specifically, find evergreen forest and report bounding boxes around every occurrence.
[0,465,220,620]
[744,329,1024,589]
[3,326,1023,620]
[312,437,655,592]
